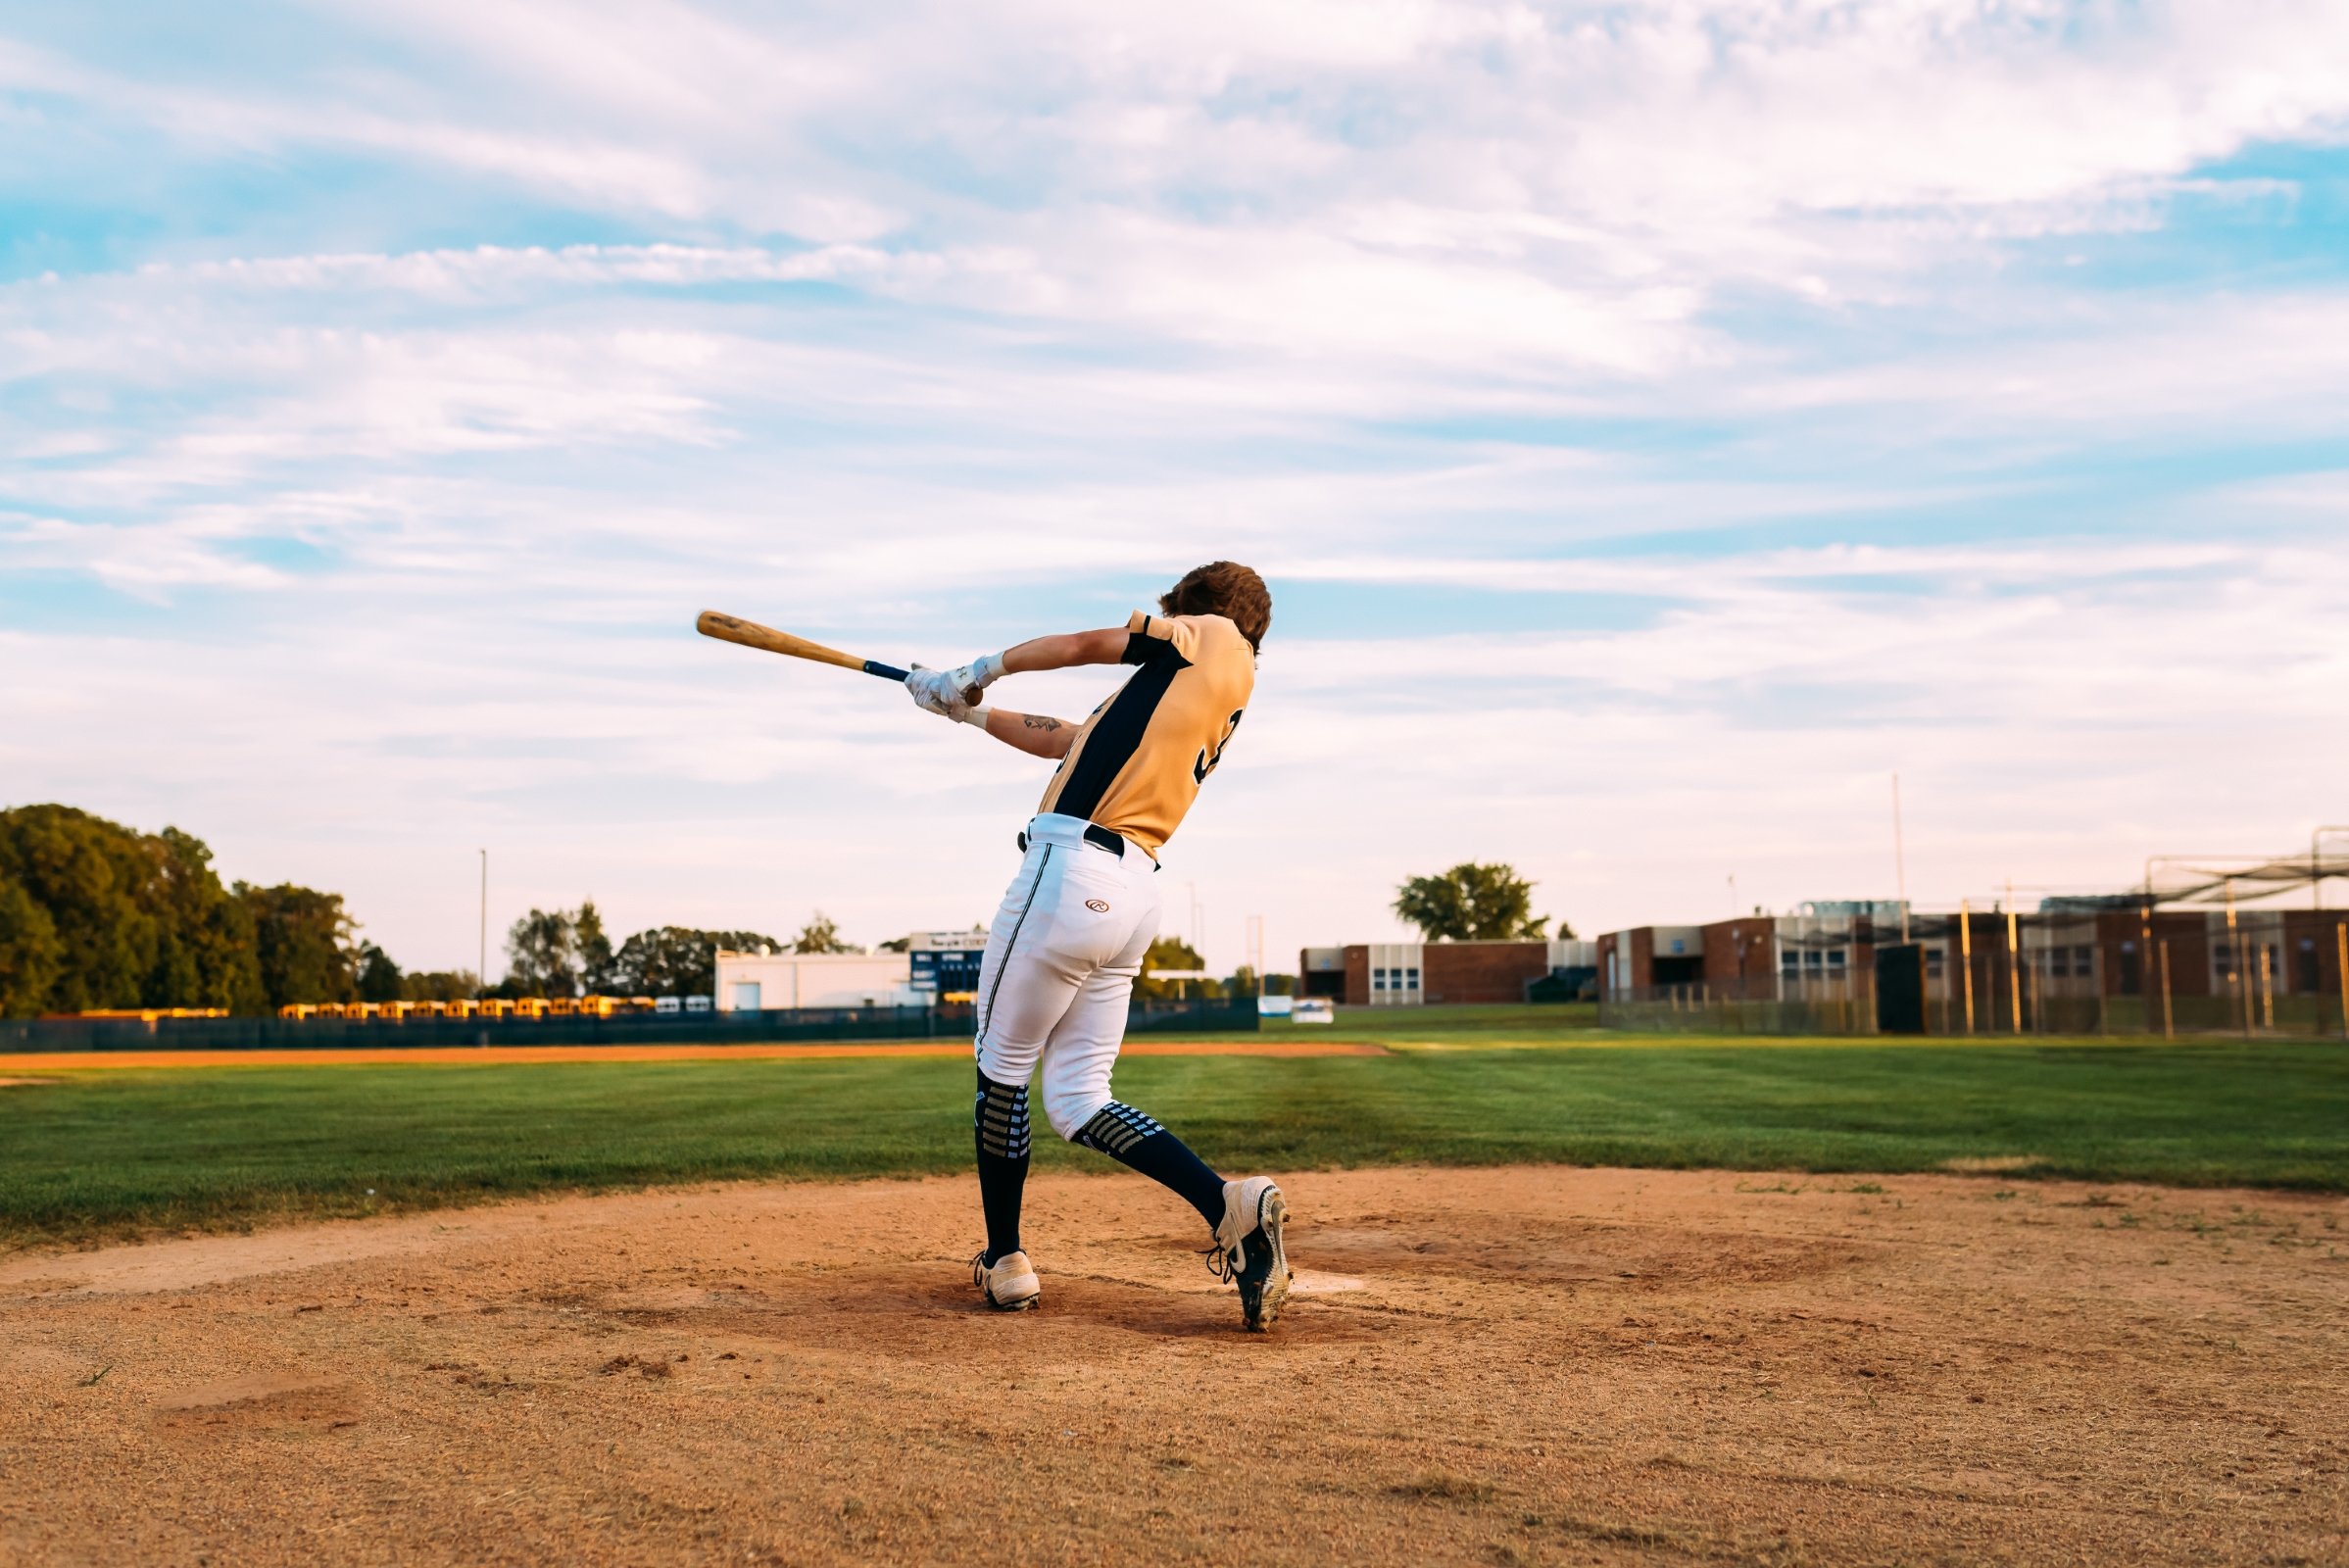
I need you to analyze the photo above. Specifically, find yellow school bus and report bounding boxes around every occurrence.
[74,1007,230,1023]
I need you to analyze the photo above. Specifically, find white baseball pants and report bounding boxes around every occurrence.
[972,813,1162,1140]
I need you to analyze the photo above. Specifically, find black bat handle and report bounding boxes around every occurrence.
[862,660,911,682]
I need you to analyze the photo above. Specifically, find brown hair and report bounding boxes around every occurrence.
[1159,561,1271,652]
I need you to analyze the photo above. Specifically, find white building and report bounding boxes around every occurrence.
[711,950,922,1011]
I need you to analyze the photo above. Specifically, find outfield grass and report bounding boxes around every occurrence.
[3,1035,2345,1247]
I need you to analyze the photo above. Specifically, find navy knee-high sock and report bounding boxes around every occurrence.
[1074,1102,1226,1228]
[973,1072,1031,1265]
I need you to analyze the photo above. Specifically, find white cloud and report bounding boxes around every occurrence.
[17,1,2349,293]
[6,2,2349,970]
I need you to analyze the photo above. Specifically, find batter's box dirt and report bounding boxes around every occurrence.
[1298,1216,1869,1292]
[611,1265,1398,1355]
[5,1164,2345,1568]
[153,1375,365,1438]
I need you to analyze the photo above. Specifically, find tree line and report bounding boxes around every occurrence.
[1,805,344,1017]
[1,806,1571,1018]
[0,806,858,1017]
[487,905,872,1002]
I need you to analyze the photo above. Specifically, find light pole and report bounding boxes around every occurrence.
[1891,773,1910,943]
[477,849,488,1000]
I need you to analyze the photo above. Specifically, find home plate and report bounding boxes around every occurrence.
[1290,1271,1365,1295]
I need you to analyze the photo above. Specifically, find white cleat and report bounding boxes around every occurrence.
[1209,1177,1292,1332]
[972,1249,1041,1311]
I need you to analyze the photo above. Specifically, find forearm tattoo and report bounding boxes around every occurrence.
[1021,714,1063,732]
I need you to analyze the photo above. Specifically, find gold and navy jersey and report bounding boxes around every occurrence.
[1035,610,1253,857]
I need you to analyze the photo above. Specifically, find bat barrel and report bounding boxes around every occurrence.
[698,610,908,683]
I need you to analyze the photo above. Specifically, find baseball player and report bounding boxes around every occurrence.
[904,562,1290,1331]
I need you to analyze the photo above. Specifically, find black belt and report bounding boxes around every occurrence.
[1017,823,1127,858]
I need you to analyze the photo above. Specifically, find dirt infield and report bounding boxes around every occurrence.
[3,1167,2342,1567]
[0,1038,1384,1073]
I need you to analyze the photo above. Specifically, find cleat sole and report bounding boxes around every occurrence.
[1245,1190,1292,1332]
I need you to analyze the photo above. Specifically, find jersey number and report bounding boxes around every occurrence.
[1193,710,1245,786]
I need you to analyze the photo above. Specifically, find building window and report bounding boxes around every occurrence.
[1405,968,1421,990]
[2211,943,2280,982]
[2031,946,2092,979]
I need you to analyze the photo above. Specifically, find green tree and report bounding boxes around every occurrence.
[237,883,358,1007]
[574,901,616,992]
[1,805,156,1010]
[0,872,63,1015]
[0,805,266,1014]
[792,911,860,955]
[506,907,579,996]
[354,942,405,1004]
[606,927,779,999]
[152,828,266,1013]
[502,902,632,996]
[400,969,481,1004]
[1393,862,1554,942]
[1137,935,1220,1001]
[1224,965,1293,998]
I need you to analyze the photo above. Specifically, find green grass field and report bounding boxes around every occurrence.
[4,1028,2346,1248]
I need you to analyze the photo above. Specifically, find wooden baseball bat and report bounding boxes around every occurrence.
[695,611,910,683]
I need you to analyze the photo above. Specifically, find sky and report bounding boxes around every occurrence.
[4,0,2348,979]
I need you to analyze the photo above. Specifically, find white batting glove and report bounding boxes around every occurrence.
[948,652,1007,706]
[904,666,969,720]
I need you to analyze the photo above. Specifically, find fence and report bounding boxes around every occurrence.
[1598,970,2348,1039]
[1600,979,1876,1037]
[0,997,1257,1054]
